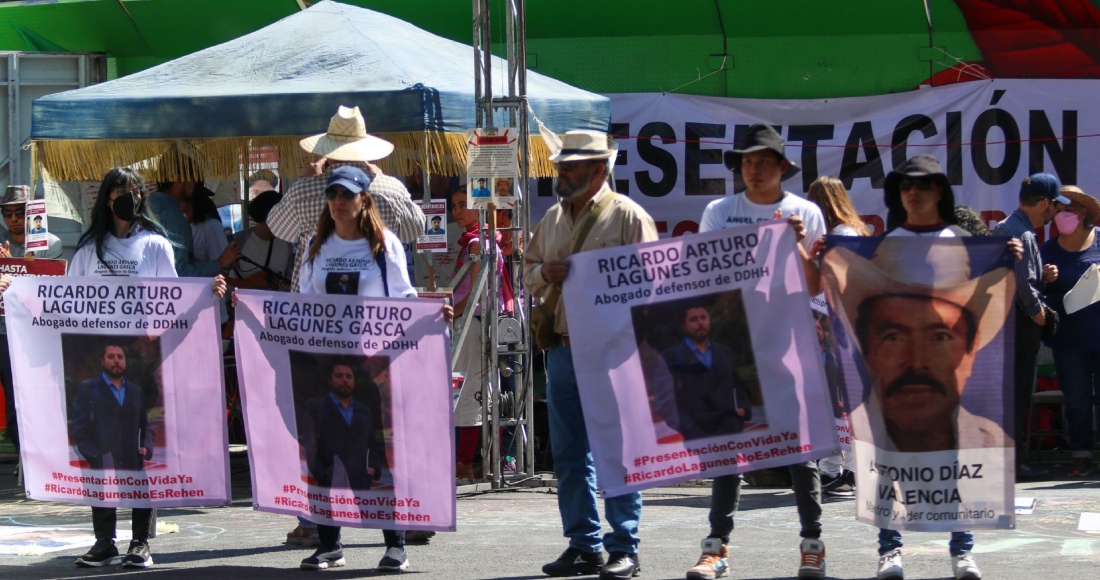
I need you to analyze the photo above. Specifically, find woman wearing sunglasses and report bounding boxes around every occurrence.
[67,167,227,570]
[291,165,451,573]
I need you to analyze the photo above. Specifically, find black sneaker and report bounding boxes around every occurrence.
[543,547,605,576]
[600,552,640,580]
[301,546,346,570]
[122,540,153,568]
[75,539,121,567]
[377,546,409,572]
[820,473,843,494]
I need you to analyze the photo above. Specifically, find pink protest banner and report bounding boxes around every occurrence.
[3,277,230,507]
[0,258,67,316]
[234,290,454,531]
[562,222,840,497]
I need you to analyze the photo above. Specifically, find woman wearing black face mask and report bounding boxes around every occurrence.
[68,167,226,569]
[72,168,181,278]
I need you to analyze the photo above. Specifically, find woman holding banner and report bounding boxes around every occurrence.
[288,165,451,572]
[68,167,227,569]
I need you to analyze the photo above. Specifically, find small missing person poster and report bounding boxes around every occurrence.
[23,200,49,252]
[416,201,448,253]
[466,128,518,209]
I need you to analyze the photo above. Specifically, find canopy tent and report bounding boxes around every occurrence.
[29,0,609,183]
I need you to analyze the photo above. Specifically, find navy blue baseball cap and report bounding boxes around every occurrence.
[326,165,373,194]
[1021,173,1069,204]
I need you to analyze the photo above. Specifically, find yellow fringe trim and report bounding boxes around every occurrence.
[32,132,556,183]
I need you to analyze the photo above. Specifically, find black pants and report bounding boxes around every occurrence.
[316,525,405,551]
[1014,308,1043,464]
[709,462,822,542]
[91,507,154,543]
[0,333,17,448]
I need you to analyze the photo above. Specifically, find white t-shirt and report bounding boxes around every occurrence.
[832,224,860,236]
[700,191,826,250]
[299,229,416,298]
[886,225,969,238]
[191,218,228,262]
[69,227,178,277]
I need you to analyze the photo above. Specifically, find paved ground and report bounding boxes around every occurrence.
[0,455,1097,579]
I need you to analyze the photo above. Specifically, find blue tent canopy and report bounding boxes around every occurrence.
[30,0,609,180]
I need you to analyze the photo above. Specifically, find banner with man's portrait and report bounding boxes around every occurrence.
[4,277,230,507]
[562,222,840,497]
[234,290,454,531]
[821,236,1016,531]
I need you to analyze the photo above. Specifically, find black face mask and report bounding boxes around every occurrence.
[112,191,140,222]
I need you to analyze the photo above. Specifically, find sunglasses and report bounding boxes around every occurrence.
[1,209,25,218]
[325,187,359,201]
[898,177,936,191]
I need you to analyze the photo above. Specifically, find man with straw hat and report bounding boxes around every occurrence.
[524,129,657,580]
[268,105,425,294]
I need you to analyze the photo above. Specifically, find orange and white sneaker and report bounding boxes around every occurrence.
[798,539,826,578]
[686,538,729,579]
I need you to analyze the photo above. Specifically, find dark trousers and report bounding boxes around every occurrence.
[1014,308,1043,464]
[316,524,405,551]
[0,333,17,448]
[91,507,153,543]
[708,462,822,542]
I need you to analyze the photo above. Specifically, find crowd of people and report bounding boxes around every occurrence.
[0,105,1096,580]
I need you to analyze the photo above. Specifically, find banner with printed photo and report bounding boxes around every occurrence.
[4,277,229,507]
[809,295,854,451]
[821,236,1016,531]
[562,221,840,497]
[234,290,454,531]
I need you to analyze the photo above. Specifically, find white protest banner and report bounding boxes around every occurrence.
[563,221,840,496]
[234,290,455,531]
[531,80,1095,239]
[822,236,1016,531]
[4,277,229,507]
[467,128,518,209]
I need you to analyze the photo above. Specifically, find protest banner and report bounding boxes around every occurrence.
[531,80,1098,238]
[809,295,854,451]
[562,221,840,497]
[0,258,66,316]
[821,236,1016,531]
[234,290,455,531]
[467,128,518,209]
[4,277,229,507]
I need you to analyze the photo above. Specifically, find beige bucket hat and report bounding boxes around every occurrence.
[299,106,395,162]
[548,130,616,163]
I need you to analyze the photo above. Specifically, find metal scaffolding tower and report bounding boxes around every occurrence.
[450,0,536,490]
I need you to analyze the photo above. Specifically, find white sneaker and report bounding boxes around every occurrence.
[797,539,825,578]
[877,548,903,580]
[952,552,982,579]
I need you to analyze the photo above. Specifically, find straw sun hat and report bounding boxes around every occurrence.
[299,106,394,162]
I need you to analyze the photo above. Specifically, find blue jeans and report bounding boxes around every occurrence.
[1052,348,1100,457]
[547,345,642,554]
[878,529,973,556]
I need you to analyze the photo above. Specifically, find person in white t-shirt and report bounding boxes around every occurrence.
[689,124,828,580]
[285,165,451,573]
[67,167,226,571]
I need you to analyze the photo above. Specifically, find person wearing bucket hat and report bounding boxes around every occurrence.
[267,105,425,295]
[992,173,1066,480]
[1040,185,1100,477]
[882,154,963,234]
[524,129,657,580]
[0,185,63,450]
[689,125,829,580]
